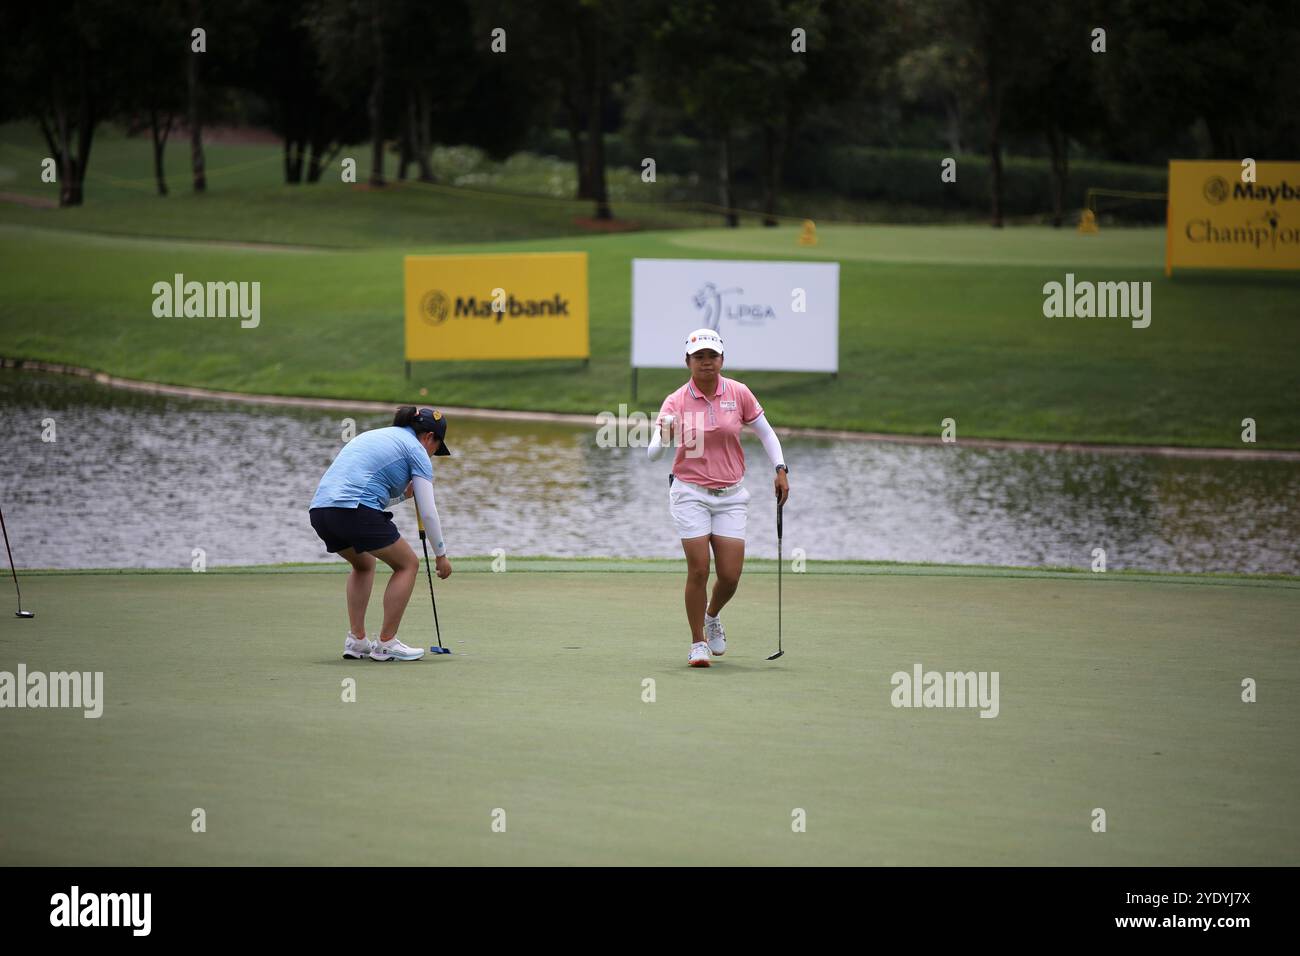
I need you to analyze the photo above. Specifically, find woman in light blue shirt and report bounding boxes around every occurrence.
[310,406,452,662]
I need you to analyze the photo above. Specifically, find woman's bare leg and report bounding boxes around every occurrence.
[368,538,421,641]
[337,547,376,638]
[707,534,745,617]
[681,535,711,643]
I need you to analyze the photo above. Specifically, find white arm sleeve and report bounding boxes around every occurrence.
[647,414,673,461]
[410,476,446,557]
[747,413,785,469]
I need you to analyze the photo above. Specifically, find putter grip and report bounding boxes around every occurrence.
[777,500,783,537]
[415,504,426,539]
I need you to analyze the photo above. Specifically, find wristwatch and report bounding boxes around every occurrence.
[776,464,789,475]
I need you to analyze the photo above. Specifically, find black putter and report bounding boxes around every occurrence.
[416,509,449,654]
[767,493,784,660]
[0,506,35,619]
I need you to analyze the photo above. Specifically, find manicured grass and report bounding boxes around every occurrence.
[1,565,1295,864]
[3,121,1298,447]
[0,123,720,244]
[0,123,981,239]
[2,220,1297,447]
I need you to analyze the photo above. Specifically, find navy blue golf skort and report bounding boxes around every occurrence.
[310,505,401,554]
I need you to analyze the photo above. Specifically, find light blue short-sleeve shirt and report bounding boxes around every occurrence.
[310,426,434,512]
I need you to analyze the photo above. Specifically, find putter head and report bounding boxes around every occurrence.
[15,610,35,618]
[429,646,451,655]
[766,650,784,660]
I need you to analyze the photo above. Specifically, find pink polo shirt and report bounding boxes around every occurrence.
[658,376,764,488]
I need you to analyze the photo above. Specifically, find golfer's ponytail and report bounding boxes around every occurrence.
[393,405,418,428]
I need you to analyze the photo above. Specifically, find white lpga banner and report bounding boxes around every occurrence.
[631,258,839,372]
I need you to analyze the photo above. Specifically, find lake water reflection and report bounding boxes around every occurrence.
[1,371,1296,573]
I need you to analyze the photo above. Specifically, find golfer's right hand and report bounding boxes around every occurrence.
[435,554,452,579]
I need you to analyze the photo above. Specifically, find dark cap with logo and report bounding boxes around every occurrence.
[399,406,452,456]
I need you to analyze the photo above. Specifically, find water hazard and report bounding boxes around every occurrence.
[2,370,1297,574]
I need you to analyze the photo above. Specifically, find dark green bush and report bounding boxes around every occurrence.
[527,130,1169,221]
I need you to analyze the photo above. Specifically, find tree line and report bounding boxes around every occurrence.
[2,0,1295,226]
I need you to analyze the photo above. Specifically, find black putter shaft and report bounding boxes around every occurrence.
[768,493,784,660]
[0,506,34,618]
[416,509,444,650]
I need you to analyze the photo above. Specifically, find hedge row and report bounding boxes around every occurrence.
[526,130,1169,221]
[786,145,1168,220]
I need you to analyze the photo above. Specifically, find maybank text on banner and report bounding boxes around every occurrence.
[1167,161,1300,274]
[404,253,589,361]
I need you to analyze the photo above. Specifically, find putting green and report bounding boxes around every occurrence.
[1,563,1296,865]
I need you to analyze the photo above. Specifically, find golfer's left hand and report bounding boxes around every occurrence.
[774,470,789,506]
[435,554,452,579]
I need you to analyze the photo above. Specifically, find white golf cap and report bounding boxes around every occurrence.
[685,328,724,354]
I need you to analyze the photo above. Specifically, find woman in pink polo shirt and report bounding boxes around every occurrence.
[647,328,790,667]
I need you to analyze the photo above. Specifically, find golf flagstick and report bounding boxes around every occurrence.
[767,493,784,660]
[415,506,448,654]
[0,506,34,619]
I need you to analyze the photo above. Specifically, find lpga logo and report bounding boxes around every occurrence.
[692,282,776,330]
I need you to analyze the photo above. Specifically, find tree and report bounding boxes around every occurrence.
[644,0,768,225]
[187,0,208,192]
[1003,0,1103,226]
[119,1,189,196]
[643,0,883,226]
[1094,0,1300,162]
[0,1,128,206]
[250,0,367,184]
[896,40,973,156]
[479,0,635,219]
[773,0,894,225]
[304,0,389,186]
[309,0,545,190]
[929,0,1037,227]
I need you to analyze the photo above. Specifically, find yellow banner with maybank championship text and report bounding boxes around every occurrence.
[1167,161,1300,274]
[404,253,589,361]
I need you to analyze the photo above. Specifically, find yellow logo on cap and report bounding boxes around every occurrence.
[432,410,442,421]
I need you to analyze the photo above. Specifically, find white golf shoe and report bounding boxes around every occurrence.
[704,615,726,656]
[343,633,376,660]
[688,641,711,667]
[370,638,426,662]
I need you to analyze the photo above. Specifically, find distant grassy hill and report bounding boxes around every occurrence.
[1,123,1297,449]
[0,123,725,245]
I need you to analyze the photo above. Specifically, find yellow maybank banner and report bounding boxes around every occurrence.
[1166,160,1300,274]
[404,253,589,361]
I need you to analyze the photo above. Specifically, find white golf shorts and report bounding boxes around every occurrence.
[668,477,751,541]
